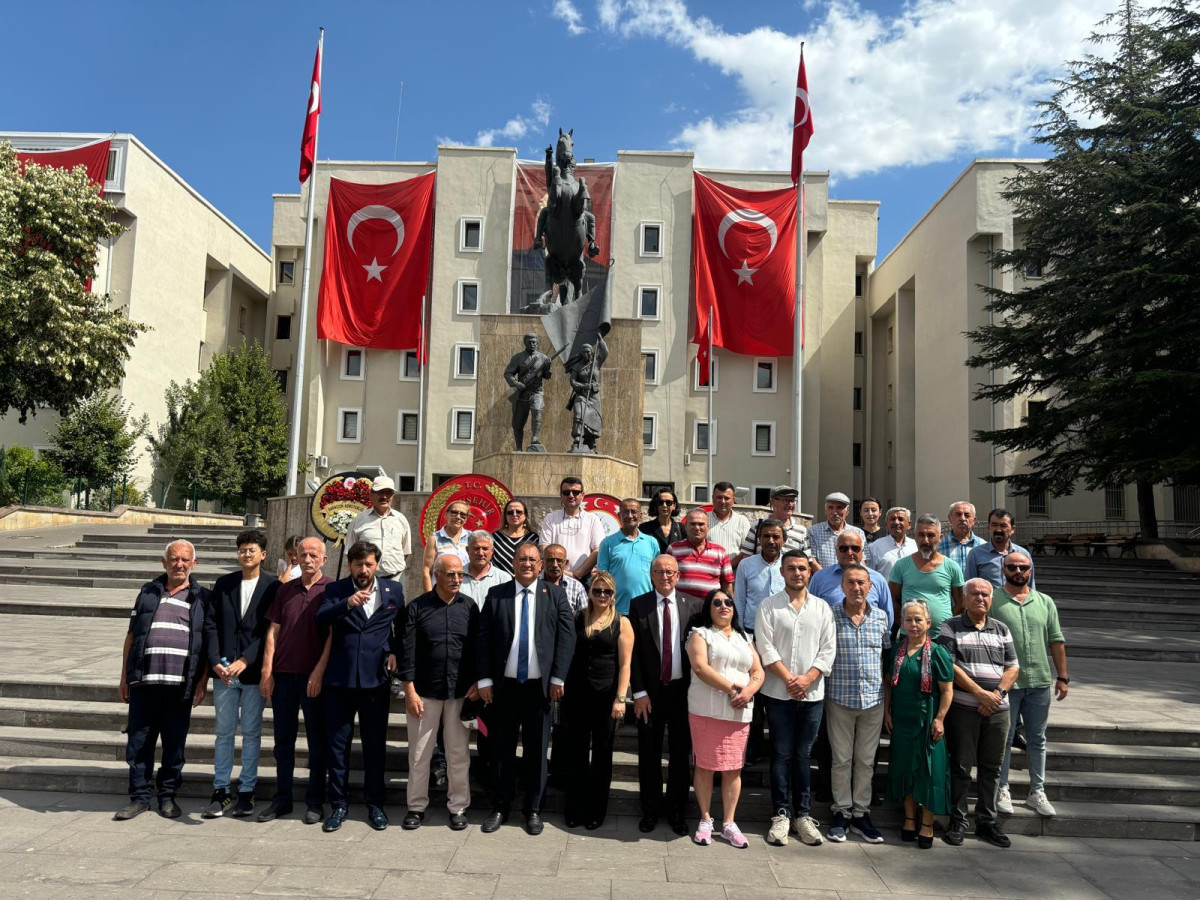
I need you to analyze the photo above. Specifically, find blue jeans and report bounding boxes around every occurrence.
[212,679,266,793]
[1000,685,1052,793]
[764,696,823,818]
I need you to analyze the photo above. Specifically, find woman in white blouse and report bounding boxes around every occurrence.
[686,588,764,848]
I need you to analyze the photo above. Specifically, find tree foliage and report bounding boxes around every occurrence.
[0,143,148,423]
[0,445,67,507]
[965,0,1200,535]
[46,393,147,484]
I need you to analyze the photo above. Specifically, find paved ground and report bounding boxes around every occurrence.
[0,789,1197,899]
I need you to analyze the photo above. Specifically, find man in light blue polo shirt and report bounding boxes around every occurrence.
[596,498,658,615]
[966,508,1035,590]
[733,518,786,635]
[809,528,893,628]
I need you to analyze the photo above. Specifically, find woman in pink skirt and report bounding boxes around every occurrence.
[686,588,764,847]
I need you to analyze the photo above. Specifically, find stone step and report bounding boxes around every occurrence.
[1060,628,1200,663]
[76,536,240,550]
[1058,612,1200,631]
[147,523,246,532]
[0,561,225,579]
[0,573,219,590]
[0,547,248,567]
[1028,741,1200,776]
[1036,582,1200,602]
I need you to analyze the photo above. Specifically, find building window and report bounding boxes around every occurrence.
[887,326,895,353]
[1025,260,1045,279]
[453,343,478,379]
[1026,399,1048,423]
[642,414,658,450]
[397,410,420,444]
[278,261,295,285]
[854,273,863,297]
[753,358,776,393]
[887,440,894,469]
[1172,484,1200,522]
[337,408,362,443]
[639,222,663,257]
[1028,489,1048,517]
[238,305,247,334]
[854,330,864,355]
[752,485,772,506]
[853,387,862,410]
[106,147,120,181]
[886,383,893,410]
[342,347,364,380]
[642,350,660,386]
[691,484,710,503]
[459,217,483,252]
[751,421,776,456]
[852,442,862,467]
[395,474,417,492]
[400,351,421,381]
[1104,484,1126,520]
[638,285,661,320]
[457,279,480,314]
[451,408,475,444]
[274,370,287,393]
[198,340,205,372]
[275,315,292,340]
[693,356,719,391]
[693,419,716,455]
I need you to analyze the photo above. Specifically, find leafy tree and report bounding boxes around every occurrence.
[0,445,67,507]
[46,393,147,490]
[0,143,147,423]
[146,380,220,505]
[966,0,1200,537]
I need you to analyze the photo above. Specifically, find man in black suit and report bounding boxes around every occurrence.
[202,528,279,819]
[629,553,702,835]
[476,541,575,835]
[316,540,403,832]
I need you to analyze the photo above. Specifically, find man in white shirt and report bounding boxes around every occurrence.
[808,492,865,569]
[460,531,512,609]
[343,476,412,579]
[865,506,917,579]
[539,476,605,579]
[707,481,751,563]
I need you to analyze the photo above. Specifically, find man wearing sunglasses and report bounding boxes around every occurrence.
[539,476,604,581]
[808,531,894,628]
[991,552,1068,820]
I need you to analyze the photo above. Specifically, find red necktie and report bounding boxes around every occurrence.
[660,597,672,683]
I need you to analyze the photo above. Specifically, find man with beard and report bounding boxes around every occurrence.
[889,515,964,636]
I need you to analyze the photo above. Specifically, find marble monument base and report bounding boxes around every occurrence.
[474,451,640,500]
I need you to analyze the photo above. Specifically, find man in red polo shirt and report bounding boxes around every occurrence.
[669,508,734,603]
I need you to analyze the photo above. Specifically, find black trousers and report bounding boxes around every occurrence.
[125,684,193,804]
[947,704,1010,829]
[491,677,551,815]
[325,685,391,809]
[636,678,692,819]
[563,687,618,823]
[271,673,328,808]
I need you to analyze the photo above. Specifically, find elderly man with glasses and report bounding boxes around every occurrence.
[539,476,605,581]
[808,530,894,628]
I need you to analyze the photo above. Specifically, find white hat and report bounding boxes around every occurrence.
[825,491,851,506]
[371,475,396,493]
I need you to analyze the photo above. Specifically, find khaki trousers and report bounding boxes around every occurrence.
[406,697,471,814]
[824,699,885,817]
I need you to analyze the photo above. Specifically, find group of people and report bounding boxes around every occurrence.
[114,475,1069,852]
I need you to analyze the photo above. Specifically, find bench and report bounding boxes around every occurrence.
[1031,532,1071,555]
[1091,532,1140,558]
[1067,532,1106,556]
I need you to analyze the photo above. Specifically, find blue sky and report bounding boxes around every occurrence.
[6,0,1113,259]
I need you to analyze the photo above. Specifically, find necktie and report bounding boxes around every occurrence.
[660,597,672,684]
[517,588,530,684]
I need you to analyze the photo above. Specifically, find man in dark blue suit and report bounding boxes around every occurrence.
[476,541,575,835]
[316,540,403,832]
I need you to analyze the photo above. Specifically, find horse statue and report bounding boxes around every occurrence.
[530,128,599,309]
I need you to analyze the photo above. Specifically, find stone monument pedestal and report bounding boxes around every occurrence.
[474,451,640,500]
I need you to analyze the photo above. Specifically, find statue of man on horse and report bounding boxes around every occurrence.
[531,128,599,309]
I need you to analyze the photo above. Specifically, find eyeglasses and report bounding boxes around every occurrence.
[1004,564,1031,572]
[659,499,676,506]
[711,599,734,609]
[561,489,583,496]
[591,588,615,597]
[837,545,863,553]
[447,509,469,518]
[236,548,261,556]
[505,509,525,516]
[651,569,679,577]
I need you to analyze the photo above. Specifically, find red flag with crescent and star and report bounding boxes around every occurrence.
[791,48,813,186]
[692,172,797,383]
[299,38,321,184]
[316,174,435,350]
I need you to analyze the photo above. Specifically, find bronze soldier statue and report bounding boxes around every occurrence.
[565,337,607,454]
[504,333,554,452]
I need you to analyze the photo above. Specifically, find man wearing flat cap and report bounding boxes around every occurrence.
[809,492,865,569]
[344,476,412,580]
[737,485,816,569]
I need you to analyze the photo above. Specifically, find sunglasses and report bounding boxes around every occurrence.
[591,588,615,597]
[505,509,525,516]
[1004,564,1031,572]
[837,545,863,553]
[561,489,583,496]
[711,599,734,609]
[659,499,676,506]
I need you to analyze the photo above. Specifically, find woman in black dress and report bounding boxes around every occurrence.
[638,488,685,552]
[564,570,633,829]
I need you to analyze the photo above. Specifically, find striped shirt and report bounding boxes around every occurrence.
[740,517,812,559]
[936,613,1018,711]
[827,604,891,709]
[809,523,866,569]
[140,585,194,686]
[668,539,733,602]
[490,530,539,575]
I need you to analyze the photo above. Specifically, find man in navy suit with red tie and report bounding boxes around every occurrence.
[317,540,402,832]
[476,542,575,835]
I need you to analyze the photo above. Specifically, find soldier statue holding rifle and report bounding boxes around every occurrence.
[504,332,558,452]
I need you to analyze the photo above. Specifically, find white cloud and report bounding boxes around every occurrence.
[553,0,588,35]
[473,98,554,147]
[585,0,1112,178]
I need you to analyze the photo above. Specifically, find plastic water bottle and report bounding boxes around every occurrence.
[219,656,241,687]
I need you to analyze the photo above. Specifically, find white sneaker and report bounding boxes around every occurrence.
[1025,789,1056,817]
[767,810,790,846]
[792,815,824,846]
[997,785,1014,815]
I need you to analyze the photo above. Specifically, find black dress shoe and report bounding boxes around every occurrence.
[323,806,349,832]
[257,802,293,823]
[402,809,425,830]
[368,805,389,831]
[943,827,965,846]
[638,815,658,833]
[668,816,689,836]
[303,806,324,825]
[481,810,507,833]
[586,818,604,830]
[449,812,469,831]
[525,812,544,835]
[159,799,182,819]
[977,822,1011,848]
[113,801,150,821]
[565,815,581,829]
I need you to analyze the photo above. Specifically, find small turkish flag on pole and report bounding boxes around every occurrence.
[299,34,323,184]
[790,47,813,186]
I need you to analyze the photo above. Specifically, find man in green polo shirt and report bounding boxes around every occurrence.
[991,551,1068,819]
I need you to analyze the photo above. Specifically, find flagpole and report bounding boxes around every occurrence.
[791,41,806,505]
[416,293,427,492]
[286,26,323,497]
[707,303,714,503]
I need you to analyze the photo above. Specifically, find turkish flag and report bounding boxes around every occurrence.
[17,139,110,194]
[692,172,797,373]
[299,39,321,184]
[316,174,435,350]
[790,49,813,185]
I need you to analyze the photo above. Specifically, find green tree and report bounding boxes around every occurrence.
[46,393,147,494]
[146,380,220,506]
[0,143,148,423]
[966,0,1200,537]
[0,445,67,507]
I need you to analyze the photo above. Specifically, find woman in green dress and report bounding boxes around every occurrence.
[884,599,953,849]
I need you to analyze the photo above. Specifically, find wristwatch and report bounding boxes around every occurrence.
[1056,676,1070,684]
[998,689,1008,699]
[616,695,627,703]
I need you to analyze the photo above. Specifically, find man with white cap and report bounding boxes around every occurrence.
[809,493,864,569]
[343,476,412,580]
[737,485,816,569]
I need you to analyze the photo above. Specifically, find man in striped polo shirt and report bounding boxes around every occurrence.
[669,508,733,603]
[115,540,212,821]
[936,578,1019,848]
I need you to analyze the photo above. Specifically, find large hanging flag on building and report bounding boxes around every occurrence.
[16,139,111,194]
[790,47,813,186]
[299,38,322,183]
[316,173,435,350]
[692,172,797,383]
